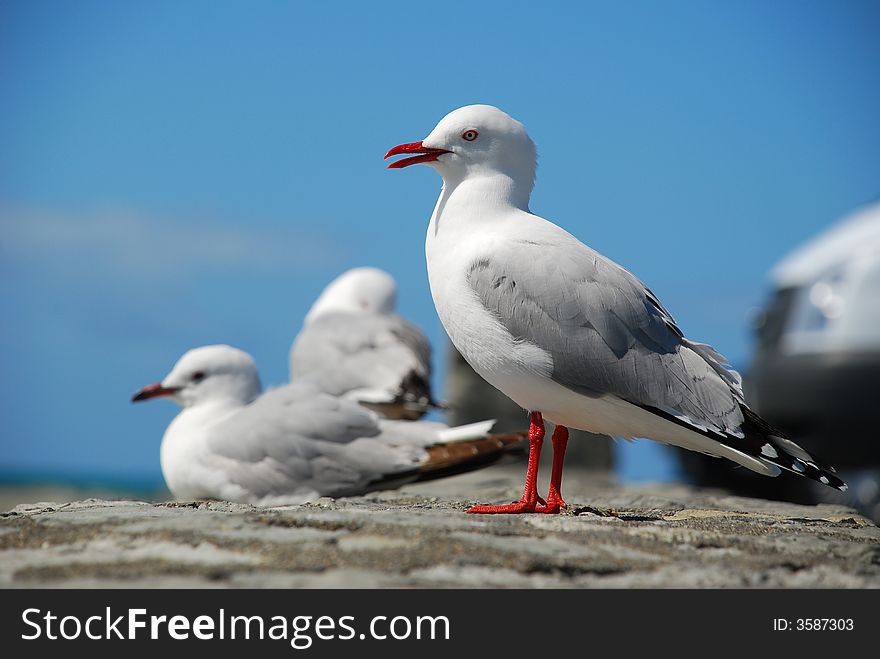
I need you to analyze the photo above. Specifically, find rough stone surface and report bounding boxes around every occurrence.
[2,464,878,588]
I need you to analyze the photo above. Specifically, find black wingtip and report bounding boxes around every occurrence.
[740,407,847,491]
[637,401,848,492]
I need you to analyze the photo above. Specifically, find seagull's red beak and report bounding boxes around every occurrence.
[131,383,179,403]
[384,141,451,169]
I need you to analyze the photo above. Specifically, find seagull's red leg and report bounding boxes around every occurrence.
[467,412,544,514]
[536,424,569,514]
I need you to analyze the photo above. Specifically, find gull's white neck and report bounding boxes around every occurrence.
[429,172,531,233]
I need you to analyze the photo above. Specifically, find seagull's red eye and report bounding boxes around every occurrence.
[462,130,478,142]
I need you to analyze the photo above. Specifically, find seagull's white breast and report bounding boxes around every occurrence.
[160,403,240,500]
[426,211,554,405]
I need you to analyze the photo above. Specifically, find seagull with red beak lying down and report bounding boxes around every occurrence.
[386,104,846,514]
[132,344,523,505]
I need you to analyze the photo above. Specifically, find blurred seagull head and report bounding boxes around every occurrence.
[131,344,262,408]
[304,267,397,323]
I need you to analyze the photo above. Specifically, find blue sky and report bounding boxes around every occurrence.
[1,1,878,486]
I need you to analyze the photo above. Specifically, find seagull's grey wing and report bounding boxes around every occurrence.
[467,236,744,435]
[205,383,432,502]
[290,312,435,418]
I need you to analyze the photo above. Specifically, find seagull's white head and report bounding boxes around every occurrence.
[304,267,397,324]
[131,344,262,408]
[385,104,537,192]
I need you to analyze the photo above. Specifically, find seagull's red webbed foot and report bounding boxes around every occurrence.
[467,412,545,515]
[534,424,569,515]
[534,489,566,514]
[467,500,537,514]
[465,493,546,514]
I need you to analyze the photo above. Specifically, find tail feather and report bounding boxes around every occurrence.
[362,431,527,493]
[353,374,447,420]
[415,432,528,482]
[436,419,497,442]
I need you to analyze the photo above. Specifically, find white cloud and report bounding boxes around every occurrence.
[0,205,343,280]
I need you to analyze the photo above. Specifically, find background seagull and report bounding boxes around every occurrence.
[132,344,522,505]
[386,104,847,514]
[290,267,441,420]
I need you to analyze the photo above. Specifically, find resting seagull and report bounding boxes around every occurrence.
[385,104,847,514]
[132,344,521,506]
[290,267,440,420]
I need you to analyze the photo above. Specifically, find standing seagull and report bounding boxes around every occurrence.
[290,267,440,420]
[385,104,847,514]
[132,345,522,505]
